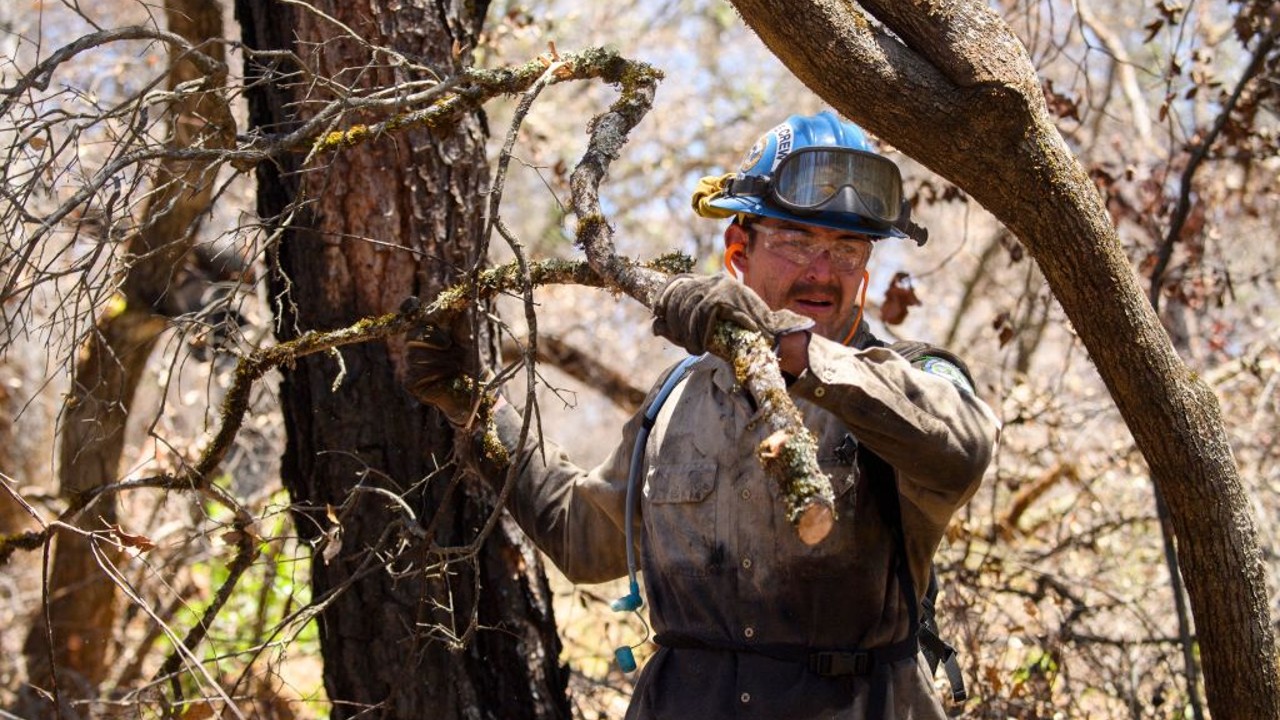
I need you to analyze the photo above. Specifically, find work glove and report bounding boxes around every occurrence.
[652,274,813,356]
[404,312,483,426]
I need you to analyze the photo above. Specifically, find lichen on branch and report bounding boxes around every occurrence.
[0,256,681,566]
[309,47,667,157]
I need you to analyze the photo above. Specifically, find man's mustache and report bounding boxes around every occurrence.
[787,281,843,304]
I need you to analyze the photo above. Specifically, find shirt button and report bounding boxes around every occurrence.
[814,387,827,398]
[740,488,751,500]
[740,692,751,704]
[743,626,755,639]
[741,558,753,569]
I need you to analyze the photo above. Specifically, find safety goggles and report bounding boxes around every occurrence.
[751,224,873,273]
[729,148,903,226]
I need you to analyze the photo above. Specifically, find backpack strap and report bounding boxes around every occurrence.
[857,449,920,720]
[615,353,706,617]
[920,571,968,702]
[870,339,973,705]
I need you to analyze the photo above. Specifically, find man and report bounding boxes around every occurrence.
[407,111,1000,719]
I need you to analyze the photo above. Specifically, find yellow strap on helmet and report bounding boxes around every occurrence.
[691,173,740,219]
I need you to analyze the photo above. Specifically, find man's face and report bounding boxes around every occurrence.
[728,218,873,341]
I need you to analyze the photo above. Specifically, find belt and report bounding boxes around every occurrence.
[653,631,919,678]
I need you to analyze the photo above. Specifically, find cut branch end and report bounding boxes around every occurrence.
[796,502,835,546]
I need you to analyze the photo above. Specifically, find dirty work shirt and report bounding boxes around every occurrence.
[490,334,1000,719]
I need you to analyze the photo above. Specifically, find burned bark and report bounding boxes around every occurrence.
[236,0,568,717]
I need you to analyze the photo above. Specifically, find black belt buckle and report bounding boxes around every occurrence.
[809,651,871,677]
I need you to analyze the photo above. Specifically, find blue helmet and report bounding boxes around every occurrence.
[710,111,909,239]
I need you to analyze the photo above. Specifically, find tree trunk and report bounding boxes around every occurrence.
[18,1,232,715]
[728,1,1279,716]
[236,2,569,717]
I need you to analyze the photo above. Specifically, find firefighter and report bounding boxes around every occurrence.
[408,110,999,719]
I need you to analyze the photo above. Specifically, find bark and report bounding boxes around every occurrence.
[728,1,1279,716]
[18,1,232,715]
[0,366,47,534]
[236,1,568,717]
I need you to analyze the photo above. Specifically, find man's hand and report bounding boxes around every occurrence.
[405,321,480,425]
[653,274,813,356]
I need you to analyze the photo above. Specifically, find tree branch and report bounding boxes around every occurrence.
[567,50,837,543]
[0,257,669,565]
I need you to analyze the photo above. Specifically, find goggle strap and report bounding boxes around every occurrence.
[892,199,929,246]
[726,174,770,197]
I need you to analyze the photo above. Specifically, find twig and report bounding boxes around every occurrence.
[1148,28,1278,311]
[151,492,257,708]
[89,537,246,719]
[0,25,226,116]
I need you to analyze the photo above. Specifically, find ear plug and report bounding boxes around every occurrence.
[614,645,637,673]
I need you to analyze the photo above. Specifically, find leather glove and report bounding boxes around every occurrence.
[652,274,813,356]
[405,318,482,425]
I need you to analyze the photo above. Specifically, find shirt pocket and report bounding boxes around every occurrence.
[643,462,719,578]
[774,458,860,580]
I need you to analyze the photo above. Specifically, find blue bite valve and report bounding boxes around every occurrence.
[610,580,644,612]
[614,645,637,673]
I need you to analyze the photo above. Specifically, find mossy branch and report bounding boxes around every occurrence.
[309,47,666,156]
[0,257,687,566]
[567,54,837,544]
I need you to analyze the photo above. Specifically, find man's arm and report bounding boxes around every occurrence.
[476,399,647,584]
[784,332,1000,524]
[404,320,650,584]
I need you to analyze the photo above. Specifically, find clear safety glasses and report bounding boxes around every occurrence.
[768,147,903,225]
[752,224,873,273]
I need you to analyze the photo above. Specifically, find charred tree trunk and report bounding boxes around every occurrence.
[17,1,232,715]
[236,1,568,717]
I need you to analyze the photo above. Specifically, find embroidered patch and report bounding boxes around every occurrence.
[740,137,766,172]
[920,357,974,394]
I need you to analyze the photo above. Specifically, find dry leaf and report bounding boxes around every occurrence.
[992,311,1015,347]
[106,523,155,552]
[321,526,342,565]
[180,702,215,720]
[880,272,921,326]
[221,523,262,547]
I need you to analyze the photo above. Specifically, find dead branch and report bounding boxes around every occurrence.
[0,26,227,118]
[1149,28,1278,311]
[998,462,1079,541]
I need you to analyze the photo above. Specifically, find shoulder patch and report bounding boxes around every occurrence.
[919,356,975,394]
